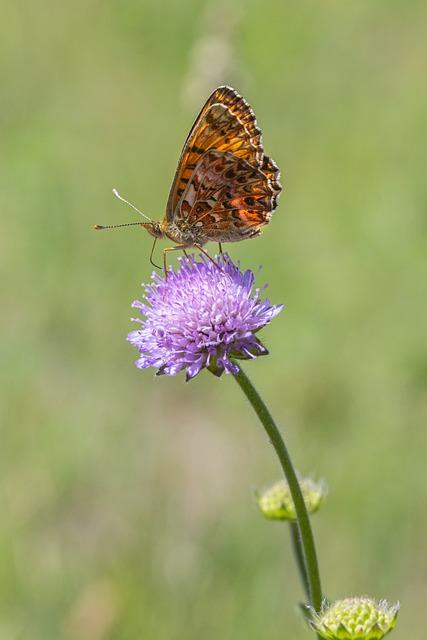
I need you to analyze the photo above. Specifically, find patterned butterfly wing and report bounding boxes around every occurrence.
[166,86,265,222]
[261,155,282,210]
[177,150,280,243]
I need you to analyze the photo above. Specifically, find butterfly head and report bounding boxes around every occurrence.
[141,220,163,238]
[142,221,164,239]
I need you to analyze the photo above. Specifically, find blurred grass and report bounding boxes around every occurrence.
[1,0,426,638]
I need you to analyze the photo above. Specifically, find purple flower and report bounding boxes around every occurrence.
[128,254,283,381]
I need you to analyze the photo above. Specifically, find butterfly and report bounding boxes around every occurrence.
[95,86,282,271]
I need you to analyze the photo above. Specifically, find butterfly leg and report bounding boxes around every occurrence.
[194,244,220,269]
[163,245,189,278]
[218,242,223,255]
[149,237,162,270]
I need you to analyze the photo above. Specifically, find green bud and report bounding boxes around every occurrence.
[310,597,399,640]
[256,476,326,521]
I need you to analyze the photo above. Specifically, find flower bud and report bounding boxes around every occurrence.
[256,477,326,521]
[310,597,399,640]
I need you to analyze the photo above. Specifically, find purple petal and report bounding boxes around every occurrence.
[127,253,283,380]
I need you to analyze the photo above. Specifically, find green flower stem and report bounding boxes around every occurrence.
[290,521,310,603]
[233,365,323,612]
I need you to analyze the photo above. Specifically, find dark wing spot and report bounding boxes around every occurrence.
[189,145,206,154]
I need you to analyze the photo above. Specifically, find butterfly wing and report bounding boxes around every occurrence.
[177,150,280,243]
[166,86,265,221]
[261,155,282,210]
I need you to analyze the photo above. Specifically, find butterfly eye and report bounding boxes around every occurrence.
[195,205,204,214]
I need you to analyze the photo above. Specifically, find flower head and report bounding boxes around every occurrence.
[128,254,283,381]
[257,476,327,521]
[310,597,399,640]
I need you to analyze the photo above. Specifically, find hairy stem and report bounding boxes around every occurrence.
[290,521,311,602]
[233,365,322,612]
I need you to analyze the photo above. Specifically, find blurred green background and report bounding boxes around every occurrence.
[1,1,426,638]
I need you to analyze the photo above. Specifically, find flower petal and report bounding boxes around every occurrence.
[128,254,283,380]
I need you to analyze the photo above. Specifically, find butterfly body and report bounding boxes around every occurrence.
[96,86,282,269]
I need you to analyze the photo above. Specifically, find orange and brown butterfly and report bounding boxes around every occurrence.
[95,86,282,271]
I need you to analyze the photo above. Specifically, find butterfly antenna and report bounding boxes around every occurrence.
[93,222,144,231]
[112,188,153,222]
